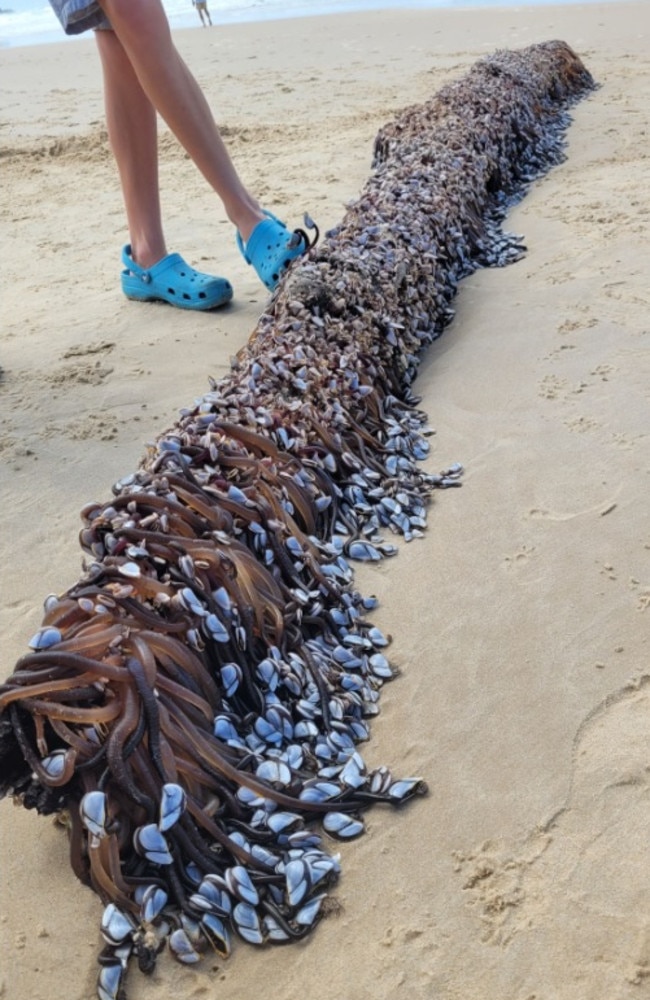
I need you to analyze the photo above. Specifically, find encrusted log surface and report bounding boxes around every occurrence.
[0,41,594,999]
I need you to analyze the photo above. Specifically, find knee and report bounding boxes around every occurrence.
[98,0,167,36]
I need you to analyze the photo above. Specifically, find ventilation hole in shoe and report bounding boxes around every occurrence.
[168,287,176,295]
[272,272,279,282]
[183,293,191,300]
[199,292,206,299]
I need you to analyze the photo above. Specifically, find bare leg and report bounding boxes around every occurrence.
[98,0,264,241]
[95,29,166,268]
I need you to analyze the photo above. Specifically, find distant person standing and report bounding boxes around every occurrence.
[193,0,212,27]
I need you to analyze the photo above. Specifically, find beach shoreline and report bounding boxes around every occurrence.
[1,5,649,999]
[0,0,637,50]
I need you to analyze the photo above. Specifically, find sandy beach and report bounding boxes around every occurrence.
[1,3,649,998]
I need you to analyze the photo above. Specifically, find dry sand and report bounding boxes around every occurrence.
[1,4,649,998]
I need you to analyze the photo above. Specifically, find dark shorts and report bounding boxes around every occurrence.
[48,0,111,34]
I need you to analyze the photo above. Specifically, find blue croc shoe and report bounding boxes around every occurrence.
[121,246,233,310]
[236,212,319,291]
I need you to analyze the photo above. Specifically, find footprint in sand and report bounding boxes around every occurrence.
[565,414,601,432]
[61,340,115,359]
[454,678,650,994]
[557,316,597,335]
[502,544,536,571]
[538,373,567,399]
[590,363,616,381]
[44,360,114,387]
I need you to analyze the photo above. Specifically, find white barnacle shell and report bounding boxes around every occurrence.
[201,912,231,958]
[294,892,326,926]
[196,877,232,916]
[322,811,365,839]
[133,823,173,865]
[43,594,60,614]
[205,613,229,642]
[232,902,264,945]
[169,927,200,964]
[28,626,62,650]
[220,662,241,697]
[158,782,186,832]
[264,915,291,942]
[101,903,135,947]
[97,961,124,1000]
[225,866,259,907]
[79,790,108,838]
[140,885,168,924]
[255,759,292,787]
[388,778,428,803]
[117,561,141,578]
[284,858,311,907]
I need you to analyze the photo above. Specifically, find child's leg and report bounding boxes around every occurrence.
[97,0,264,241]
[95,29,166,268]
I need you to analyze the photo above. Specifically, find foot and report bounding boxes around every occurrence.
[121,246,233,310]
[236,212,318,291]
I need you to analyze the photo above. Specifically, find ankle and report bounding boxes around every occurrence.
[227,203,265,243]
[129,239,167,271]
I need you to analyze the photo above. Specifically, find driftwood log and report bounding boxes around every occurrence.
[0,42,594,1000]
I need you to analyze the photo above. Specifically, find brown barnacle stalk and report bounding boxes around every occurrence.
[0,42,594,1000]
